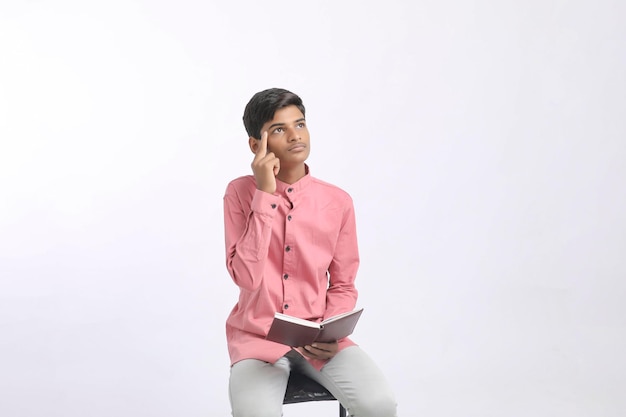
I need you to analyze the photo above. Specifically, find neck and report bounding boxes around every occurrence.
[276,164,307,185]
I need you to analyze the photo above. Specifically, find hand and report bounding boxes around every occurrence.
[251,131,280,194]
[297,341,339,360]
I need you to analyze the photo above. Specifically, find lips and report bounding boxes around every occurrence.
[288,143,307,151]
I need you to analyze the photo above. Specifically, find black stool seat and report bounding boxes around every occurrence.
[283,371,347,416]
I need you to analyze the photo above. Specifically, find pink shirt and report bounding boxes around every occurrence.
[223,168,359,369]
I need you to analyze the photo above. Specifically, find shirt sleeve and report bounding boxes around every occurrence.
[224,183,280,291]
[324,195,360,319]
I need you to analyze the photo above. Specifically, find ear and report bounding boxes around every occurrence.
[248,136,259,154]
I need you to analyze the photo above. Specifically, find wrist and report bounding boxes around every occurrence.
[257,185,275,194]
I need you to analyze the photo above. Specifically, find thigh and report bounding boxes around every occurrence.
[229,357,290,417]
[301,346,398,417]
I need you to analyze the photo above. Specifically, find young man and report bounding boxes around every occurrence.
[223,88,397,417]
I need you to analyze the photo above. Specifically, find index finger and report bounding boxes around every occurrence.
[308,342,333,352]
[255,131,268,157]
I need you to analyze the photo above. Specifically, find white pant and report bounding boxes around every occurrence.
[229,346,397,417]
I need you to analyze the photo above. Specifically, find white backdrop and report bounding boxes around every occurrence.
[1,1,625,416]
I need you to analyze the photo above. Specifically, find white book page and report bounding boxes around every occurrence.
[273,312,320,328]
[321,308,363,325]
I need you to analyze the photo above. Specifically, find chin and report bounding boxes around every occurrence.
[284,152,310,163]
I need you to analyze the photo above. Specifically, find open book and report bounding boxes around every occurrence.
[265,308,364,347]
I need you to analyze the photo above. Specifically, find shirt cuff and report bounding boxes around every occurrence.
[251,189,281,216]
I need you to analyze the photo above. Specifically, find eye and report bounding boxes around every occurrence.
[296,122,306,128]
[273,127,284,134]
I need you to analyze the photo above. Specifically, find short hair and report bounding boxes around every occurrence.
[243,88,306,139]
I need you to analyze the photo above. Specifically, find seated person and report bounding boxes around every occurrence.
[224,88,397,417]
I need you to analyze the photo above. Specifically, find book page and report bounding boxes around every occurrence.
[273,313,320,329]
[321,308,363,325]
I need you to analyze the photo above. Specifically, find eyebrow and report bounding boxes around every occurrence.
[267,118,306,131]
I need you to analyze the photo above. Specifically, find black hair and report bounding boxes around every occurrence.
[243,88,306,139]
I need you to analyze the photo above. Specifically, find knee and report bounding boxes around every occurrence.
[232,405,281,417]
[233,412,280,417]
[231,398,282,417]
[350,392,397,417]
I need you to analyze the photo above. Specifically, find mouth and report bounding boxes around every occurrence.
[288,143,307,152]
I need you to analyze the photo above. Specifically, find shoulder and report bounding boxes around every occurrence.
[309,177,354,205]
[224,175,256,201]
[225,175,255,192]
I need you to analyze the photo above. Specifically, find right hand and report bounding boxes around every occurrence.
[251,131,280,194]
[296,341,338,360]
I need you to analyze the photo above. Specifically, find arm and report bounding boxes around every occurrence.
[224,131,281,291]
[299,195,359,361]
[301,199,358,360]
[324,196,360,319]
[224,185,279,291]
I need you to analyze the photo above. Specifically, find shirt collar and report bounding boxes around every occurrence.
[275,164,312,195]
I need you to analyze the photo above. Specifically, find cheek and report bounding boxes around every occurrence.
[267,137,282,152]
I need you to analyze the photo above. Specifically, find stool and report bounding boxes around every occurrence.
[283,371,347,416]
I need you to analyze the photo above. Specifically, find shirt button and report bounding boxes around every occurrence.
[287,188,293,193]
[271,204,277,209]
[285,246,291,252]
[284,304,289,309]
[287,215,292,221]
[283,274,289,280]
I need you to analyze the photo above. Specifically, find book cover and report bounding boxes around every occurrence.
[265,308,363,347]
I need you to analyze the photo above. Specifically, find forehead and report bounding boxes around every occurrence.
[264,105,304,126]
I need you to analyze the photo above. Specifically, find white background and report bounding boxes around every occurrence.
[1,1,625,416]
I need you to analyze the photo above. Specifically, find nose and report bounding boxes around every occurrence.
[287,127,300,142]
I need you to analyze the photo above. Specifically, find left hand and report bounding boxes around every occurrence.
[297,341,339,360]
